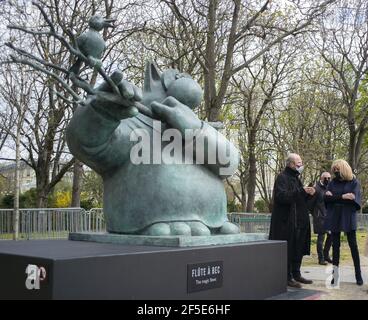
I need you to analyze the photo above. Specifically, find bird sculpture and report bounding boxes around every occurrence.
[69,15,116,76]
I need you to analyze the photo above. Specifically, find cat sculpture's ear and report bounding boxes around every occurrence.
[143,61,162,93]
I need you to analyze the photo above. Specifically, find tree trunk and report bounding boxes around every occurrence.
[347,105,357,171]
[246,166,256,212]
[268,201,273,213]
[13,119,21,240]
[36,172,49,208]
[241,197,247,212]
[211,0,240,122]
[71,160,83,207]
[240,178,247,212]
[348,127,356,171]
[204,0,218,122]
[36,189,48,208]
[246,131,257,212]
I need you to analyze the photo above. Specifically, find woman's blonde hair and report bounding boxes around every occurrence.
[331,159,354,181]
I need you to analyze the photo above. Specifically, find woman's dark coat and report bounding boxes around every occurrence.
[269,167,312,258]
[324,178,361,233]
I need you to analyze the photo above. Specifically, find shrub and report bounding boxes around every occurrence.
[255,199,269,213]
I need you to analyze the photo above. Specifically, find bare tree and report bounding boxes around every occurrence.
[227,41,298,212]
[158,0,336,121]
[0,106,15,155]
[1,1,80,206]
[314,0,368,170]
[3,0,150,206]
[0,63,34,239]
[1,0,342,214]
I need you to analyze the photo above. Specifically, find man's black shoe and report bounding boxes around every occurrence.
[294,276,313,284]
[325,257,333,263]
[318,260,328,265]
[288,279,302,288]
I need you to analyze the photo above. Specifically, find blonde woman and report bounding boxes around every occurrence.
[324,159,363,286]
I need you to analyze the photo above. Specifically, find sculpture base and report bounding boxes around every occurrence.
[0,239,287,300]
[68,232,268,247]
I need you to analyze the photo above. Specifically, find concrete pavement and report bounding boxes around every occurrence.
[270,256,368,300]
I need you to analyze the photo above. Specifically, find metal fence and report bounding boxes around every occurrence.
[228,213,368,234]
[228,213,272,233]
[1,209,367,240]
[0,208,105,240]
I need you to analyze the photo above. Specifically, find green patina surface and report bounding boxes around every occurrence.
[67,61,241,240]
[69,232,268,247]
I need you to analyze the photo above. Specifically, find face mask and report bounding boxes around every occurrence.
[296,165,304,174]
[323,178,329,186]
[334,171,341,179]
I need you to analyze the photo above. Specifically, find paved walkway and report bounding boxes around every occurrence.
[271,256,368,300]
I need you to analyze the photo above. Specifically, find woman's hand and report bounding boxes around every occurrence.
[325,191,333,196]
[342,193,355,200]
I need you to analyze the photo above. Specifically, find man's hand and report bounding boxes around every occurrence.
[90,69,142,120]
[325,191,333,196]
[304,187,316,196]
[342,193,355,200]
[151,96,202,134]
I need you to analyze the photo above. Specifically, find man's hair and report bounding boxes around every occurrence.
[320,171,330,178]
[285,153,298,167]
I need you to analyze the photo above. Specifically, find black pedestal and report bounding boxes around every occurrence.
[0,239,286,300]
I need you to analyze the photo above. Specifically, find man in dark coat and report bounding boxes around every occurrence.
[310,172,332,265]
[269,153,315,288]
